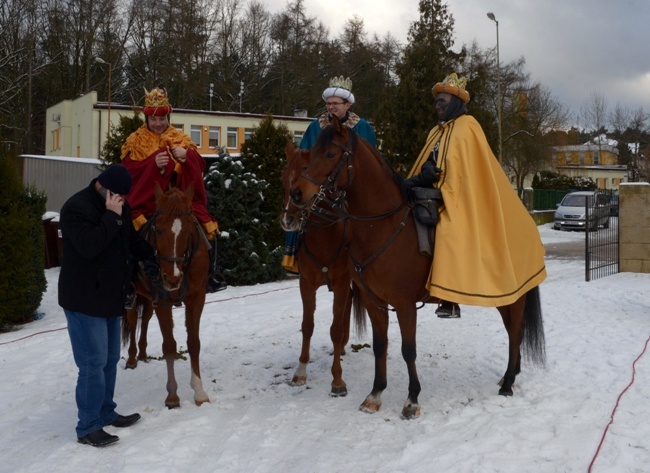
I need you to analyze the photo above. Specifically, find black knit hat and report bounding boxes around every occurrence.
[98,165,132,195]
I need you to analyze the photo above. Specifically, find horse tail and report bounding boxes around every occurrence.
[120,304,141,347]
[121,312,131,347]
[351,281,367,338]
[522,285,546,366]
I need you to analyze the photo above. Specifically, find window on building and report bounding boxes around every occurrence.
[227,127,238,148]
[52,129,60,151]
[293,131,304,147]
[172,123,184,132]
[593,151,600,165]
[209,127,220,148]
[190,125,202,147]
[244,128,254,143]
[565,152,572,164]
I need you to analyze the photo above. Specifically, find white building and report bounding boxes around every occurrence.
[45,91,313,159]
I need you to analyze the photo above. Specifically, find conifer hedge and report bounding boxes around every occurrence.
[0,155,47,329]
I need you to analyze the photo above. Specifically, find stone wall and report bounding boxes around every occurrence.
[620,182,650,273]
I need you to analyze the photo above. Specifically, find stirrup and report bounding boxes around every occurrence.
[436,301,461,318]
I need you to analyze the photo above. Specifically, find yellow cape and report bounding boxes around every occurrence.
[409,115,546,307]
[120,124,197,162]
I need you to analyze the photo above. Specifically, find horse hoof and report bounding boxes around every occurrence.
[125,361,137,370]
[359,404,379,414]
[195,398,210,406]
[498,388,514,396]
[400,403,421,420]
[330,386,348,397]
[291,376,307,386]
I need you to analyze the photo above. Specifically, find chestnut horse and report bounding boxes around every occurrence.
[283,117,545,419]
[281,141,365,396]
[122,184,210,408]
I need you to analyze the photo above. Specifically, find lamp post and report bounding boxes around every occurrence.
[95,57,112,140]
[239,81,244,113]
[487,12,502,162]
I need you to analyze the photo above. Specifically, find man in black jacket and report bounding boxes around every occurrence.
[58,165,160,447]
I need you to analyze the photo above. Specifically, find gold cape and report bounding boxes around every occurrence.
[408,115,546,307]
[120,124,197,162]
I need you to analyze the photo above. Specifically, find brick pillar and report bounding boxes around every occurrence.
[619,182,650,273]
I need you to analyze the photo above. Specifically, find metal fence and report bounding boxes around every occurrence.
[586,191,619,281]
[532,189,569,210]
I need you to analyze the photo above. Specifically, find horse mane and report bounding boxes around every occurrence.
[158,187,192,215]
[314,124,359,155]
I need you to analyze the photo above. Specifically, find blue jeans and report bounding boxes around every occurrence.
[64,310,120,437]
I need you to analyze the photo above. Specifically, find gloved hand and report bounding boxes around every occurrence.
[404,162,442,189]
[420,162,442,184]
[142,257,166,299]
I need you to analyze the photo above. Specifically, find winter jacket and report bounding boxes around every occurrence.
[58,180,155,318]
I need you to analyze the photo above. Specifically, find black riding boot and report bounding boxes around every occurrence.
[207,240,227,293]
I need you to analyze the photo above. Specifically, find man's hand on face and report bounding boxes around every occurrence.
[104,189,124,216]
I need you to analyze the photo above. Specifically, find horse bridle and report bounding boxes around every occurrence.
[147,209,200,306]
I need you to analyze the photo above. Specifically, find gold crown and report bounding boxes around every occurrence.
[329,76,352,91]
[144,87,170,108]
[442,73,467,90]
[432,72,470,103]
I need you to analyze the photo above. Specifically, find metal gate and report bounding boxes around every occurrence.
[586,191,619,281]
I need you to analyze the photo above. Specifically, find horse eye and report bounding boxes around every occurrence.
[326,152,336,159]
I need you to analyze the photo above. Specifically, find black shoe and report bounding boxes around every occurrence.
[109,413,141,428]
[436,301,461,318]
[124,283,136,310]
[78,429,119,447]
[207,275,227,293]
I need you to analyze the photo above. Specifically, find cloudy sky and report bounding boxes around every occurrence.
[266,0,650,126]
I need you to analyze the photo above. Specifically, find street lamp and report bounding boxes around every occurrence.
[95,57,112,139]
[487,12,502,162]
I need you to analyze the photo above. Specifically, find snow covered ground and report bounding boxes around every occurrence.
[1,223,648,473]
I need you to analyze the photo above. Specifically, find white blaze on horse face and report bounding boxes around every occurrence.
[171,218,182,277]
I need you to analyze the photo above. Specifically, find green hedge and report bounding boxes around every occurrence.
[0,155,47,329]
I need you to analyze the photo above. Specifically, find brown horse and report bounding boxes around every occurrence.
[280,141,365,396]
[283,117,545,419]
[122,184,210,408]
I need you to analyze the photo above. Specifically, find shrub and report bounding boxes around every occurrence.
[0,155,47,329]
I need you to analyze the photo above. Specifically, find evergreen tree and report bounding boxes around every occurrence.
[0,155,46,329]
[204,150,285,286]
[239,114,293,250]
[375,0,463,173]
[99,112,145,167]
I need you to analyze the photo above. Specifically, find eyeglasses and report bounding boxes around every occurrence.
[325,101,347,107]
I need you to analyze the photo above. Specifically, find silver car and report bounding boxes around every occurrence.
[553,191,611,231]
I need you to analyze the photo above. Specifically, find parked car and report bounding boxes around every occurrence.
[554,191,610,231]
[610,193,619,216]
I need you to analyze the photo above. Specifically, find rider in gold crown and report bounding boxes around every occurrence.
[405,73,546,318]
[121,87,226,293]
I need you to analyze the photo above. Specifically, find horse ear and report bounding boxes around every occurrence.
[300,149,311,167]
[332,115,345,134]
[285,139,295,161]
[184,183,195,200]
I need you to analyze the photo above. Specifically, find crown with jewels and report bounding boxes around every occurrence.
[143,87,173,116]
[432,72,470,103]
[329,76,353,91]
[322,76,356,104]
